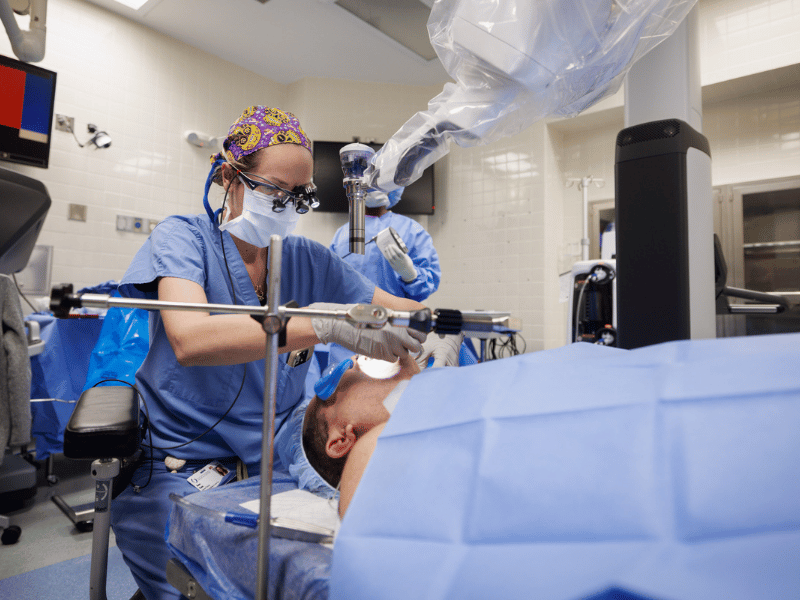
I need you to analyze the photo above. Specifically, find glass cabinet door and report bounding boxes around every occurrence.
[714,178,800,337]
[742,187,800,294]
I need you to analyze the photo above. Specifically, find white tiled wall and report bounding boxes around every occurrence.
[705,84,800,185]
[429,0,800,351]
[1,0,286,288]
[0,0,436,291]
[699,0,800,85]
[2,0,799,353]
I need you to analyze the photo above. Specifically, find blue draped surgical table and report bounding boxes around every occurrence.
[166,473,333,600]
[165,331,800,600]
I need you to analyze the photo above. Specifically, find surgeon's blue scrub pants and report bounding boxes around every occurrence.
[111,457,244,600]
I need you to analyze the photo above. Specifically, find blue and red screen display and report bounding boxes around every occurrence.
[0,63,53,143]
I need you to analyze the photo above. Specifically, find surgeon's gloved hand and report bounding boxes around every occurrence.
[383,244,417,282]
[416,331,463,369]
[309,303,425,362]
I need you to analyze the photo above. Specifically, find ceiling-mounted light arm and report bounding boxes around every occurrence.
[0,0,47,63]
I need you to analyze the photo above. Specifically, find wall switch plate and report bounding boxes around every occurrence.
[68,203,87,222]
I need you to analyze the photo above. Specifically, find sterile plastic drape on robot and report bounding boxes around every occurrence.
[366,0,698,193]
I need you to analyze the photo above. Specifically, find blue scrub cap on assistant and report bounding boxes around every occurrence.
[387,187,404,209]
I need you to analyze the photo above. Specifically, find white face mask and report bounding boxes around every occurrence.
[364,190,390,208]
[219,186,300,247]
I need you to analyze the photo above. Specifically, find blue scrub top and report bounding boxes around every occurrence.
[330,212,440,302]
[119,214,375,469]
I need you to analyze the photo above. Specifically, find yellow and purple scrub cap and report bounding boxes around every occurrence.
[204,106,311,222]
[217,106,311,163]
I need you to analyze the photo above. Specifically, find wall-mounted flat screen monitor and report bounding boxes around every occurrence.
[0,54,57,169]
[312,141,435,215]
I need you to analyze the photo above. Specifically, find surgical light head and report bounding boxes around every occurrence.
[339,143,376,255]
[355,355,401,379]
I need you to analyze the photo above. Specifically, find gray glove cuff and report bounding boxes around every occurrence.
[308,302,354,345]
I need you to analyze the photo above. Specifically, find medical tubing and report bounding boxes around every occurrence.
[90,358,246,456]
[574,277,592,343]
[203,155,227,223]
[11,273,38,313]
[488,333,526,359]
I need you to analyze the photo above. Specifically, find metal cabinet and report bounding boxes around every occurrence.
[714,176,800,337]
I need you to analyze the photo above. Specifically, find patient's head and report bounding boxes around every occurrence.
[303,354,420,487]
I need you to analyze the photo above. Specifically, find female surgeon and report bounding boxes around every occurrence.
[110,106,447,600]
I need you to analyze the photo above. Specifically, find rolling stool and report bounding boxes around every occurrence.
[59,386,142,600]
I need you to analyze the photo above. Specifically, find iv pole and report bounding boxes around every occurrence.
[566,176,605,261]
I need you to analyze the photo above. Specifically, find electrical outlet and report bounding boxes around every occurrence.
[117,215,150,233]
[55,114,74,132]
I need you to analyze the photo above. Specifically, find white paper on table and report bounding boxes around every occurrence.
[241,489,341,545]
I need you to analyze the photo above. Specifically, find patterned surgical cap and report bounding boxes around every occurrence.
[213,106,311,164]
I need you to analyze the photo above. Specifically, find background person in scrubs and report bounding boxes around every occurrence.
[110,106,436,600]
[330,187,441,303]
[320,187,443,374]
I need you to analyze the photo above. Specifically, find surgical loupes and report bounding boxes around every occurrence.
[339,143,375,255]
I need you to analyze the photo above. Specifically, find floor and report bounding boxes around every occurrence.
[0,452,111,579]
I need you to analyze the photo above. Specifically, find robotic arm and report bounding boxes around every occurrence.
[0,0,47,63]
[366,0,698,193]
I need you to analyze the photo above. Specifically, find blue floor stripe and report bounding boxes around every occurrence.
[0,546,137,600]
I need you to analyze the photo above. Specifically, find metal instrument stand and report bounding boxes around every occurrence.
[254,235,282,600]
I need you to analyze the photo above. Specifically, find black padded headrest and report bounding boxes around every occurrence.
[63,386,140,459]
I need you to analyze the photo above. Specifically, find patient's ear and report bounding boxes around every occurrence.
[326,424,357,459]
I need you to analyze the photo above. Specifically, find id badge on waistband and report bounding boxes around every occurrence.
[187,461,235,491]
